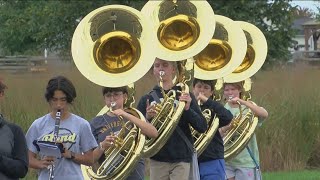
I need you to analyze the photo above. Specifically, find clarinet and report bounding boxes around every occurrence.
[48,109,61,180]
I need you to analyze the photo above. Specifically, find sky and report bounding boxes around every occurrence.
[289,0,319,13]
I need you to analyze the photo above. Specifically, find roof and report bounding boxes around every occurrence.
[292,17,314,35]
[302,19,320,26]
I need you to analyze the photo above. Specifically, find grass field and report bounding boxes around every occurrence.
[1,62,320,179]
[263,170,320,180]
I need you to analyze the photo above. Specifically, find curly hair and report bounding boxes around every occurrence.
[44,76,76,103]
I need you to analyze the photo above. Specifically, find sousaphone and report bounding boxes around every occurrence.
[138,0,216,158]
[223,21,268,160]
[72,5,156,87]
[192,15,247,155]
[72,5,155,179]
[141,0,216,61]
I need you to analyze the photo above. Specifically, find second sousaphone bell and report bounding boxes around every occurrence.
[141,0,216,61]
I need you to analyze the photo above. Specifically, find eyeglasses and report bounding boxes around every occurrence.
[104,92,123,99]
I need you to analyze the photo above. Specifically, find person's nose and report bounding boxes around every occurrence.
[56,101,62,109]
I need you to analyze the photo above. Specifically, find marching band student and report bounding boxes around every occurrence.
[220,82,268,180]
[0,80,28,180]
[137,58,207,180]
[192,78,233,180]
[25,76,97,180]
[90,86,158,180]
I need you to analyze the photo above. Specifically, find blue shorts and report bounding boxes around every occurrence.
[199,159,226,180]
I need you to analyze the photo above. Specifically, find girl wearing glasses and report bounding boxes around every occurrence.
[90,86,158,180]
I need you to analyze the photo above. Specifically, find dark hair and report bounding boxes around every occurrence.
[45,76,76,103]
[193,78,217,90]
[0,80,7,93]
[102,86,128,95]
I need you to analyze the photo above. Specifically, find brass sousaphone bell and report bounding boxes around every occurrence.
[72,5,156,87]
[72,5,156,179]
[192,15,247,156]
[141,0,216,61]
[223,21,268,160]
[223,21,268,83]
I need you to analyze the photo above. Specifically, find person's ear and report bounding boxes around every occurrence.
[123,93,128,102]
[209,90,214,96]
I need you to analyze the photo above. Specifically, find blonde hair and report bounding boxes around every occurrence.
[223,81,245,100]
[223,81,244,92]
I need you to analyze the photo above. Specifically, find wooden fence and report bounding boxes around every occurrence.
[292,50,320,65]
[0,56,48,73]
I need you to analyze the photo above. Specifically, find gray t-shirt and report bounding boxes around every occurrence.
[90,114,145,180]
[26,113,98,180]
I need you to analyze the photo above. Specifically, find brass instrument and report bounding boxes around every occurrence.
[223,21,268,83]
[72,5,153,179]
[194,15,247,80]
[191,80,222,156]
[192,15,247,155]
[72,5,156,87]
[141,0,216,61]
[223,79,259,160]
[140,0,217,157]
[86,100,146,180]
[142,59,193,158]
[223,21,268,160]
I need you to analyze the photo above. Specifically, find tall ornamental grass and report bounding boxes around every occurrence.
[0,63,319,177]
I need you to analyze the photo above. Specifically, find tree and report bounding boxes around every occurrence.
[292,6,315,18]
[0,0,142,56]
[207,0,297,67]
[0,0,297,67]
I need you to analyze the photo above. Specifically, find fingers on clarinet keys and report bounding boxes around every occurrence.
[43,157,54,169]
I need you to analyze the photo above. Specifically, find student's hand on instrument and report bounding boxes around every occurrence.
[228,96,242,104]
[39,156,55,169]
[100,135,116,150]
[146,98,156,120]
[197,92,208,104]
[112,109,126,117]
[61,148,72,159]
[179,92,192,110]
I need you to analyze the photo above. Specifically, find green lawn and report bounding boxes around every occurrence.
[263,170,320,180]
[23,169,320,180]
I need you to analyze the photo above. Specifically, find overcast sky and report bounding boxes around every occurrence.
[289,0,319,13]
